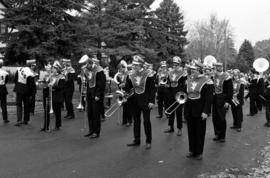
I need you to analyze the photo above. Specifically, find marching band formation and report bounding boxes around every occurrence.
[0,54,269,160]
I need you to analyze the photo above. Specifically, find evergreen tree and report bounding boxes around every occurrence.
[148,0,188,61]
[1,0,84,65]
[235,39,254,72]
[81,0,157,63]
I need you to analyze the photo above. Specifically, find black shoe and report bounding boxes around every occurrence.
[230,126,237,129]
[194,154,203,160]
[156,115,162,119]
[22,121,29,125]
[236,128,241,132]
[53,127,60,131]
[15,122,22,127]
[177,129,182,136]
[66,116,75,119]
[219,138,225,143]
[84,132,93,137]
[264,123,270,127]
[89,133,99,139]
[145,143,151,150]
[40,128,48,132]
[127,142,140,147]
[213,136,220,141]
[3,120,9,124]
[186,152,195,158]
[164,128,174,133]
[64,115,69,119]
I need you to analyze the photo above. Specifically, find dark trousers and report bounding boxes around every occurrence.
[256,96,262,111]
[0,95,7,121]
[250,95,258,115]
[212,96,227,139]
[122,99,133,124]
[42,96,62,129]
[42,96,50,130]
[64,91,74,117]
[29,94,36,114]
[16,93,30,122]
[53,101,62,128]
[100,97,105,118]
[231,104,243,128]
[167,100,183,130]
[87,99,101,135]
[133,106,152,144]
[266,105,270,124]
[157,90,168,117]
[187,116,206,155]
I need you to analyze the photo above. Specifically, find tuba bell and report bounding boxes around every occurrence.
[203,55,217,68]
[165,91,187,115]
[253,58,269,73]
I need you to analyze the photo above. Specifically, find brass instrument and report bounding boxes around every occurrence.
[253,58,269,73]
[159,78,168,85]
[231,95,240,106]
[104,89,134,118]
[165,91,187,115]
[77,73,87,110]
[203,55,217,68]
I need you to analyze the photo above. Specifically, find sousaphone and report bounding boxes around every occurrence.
[253,58,269,73]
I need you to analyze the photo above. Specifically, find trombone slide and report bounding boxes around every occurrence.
[165,101,181,115]
[104,102,121,118]
[164,91,187,115]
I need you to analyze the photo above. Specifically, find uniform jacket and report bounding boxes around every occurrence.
[0,68,8,95]
[124,70,155,110]
[185,80,214,118]
[13,68,36,96]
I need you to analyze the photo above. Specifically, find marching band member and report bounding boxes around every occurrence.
[0,58,9,123]
[156,61,169,119]
[39,63,51,131]
[48,61,66,130]
[245,69,259,116]
[124,55,155,149]
[256,72,265,112]
[114,60,133,126]
[230,69,245,132]
[165,56,187,136]
[83,56,106,139]
[104,66,113,108]
[29,61,38,115]
[94,58,106,121]
[212,62,233,142]
[263,76,270,127]
[185,62,213,160]
[14,59,36,126]
[62,59,76,119]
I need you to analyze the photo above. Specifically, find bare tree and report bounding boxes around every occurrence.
[186,14,236,69]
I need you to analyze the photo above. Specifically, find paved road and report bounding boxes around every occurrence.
[0,100,270,178]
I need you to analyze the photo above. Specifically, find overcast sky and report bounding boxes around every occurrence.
[151,0,270,49]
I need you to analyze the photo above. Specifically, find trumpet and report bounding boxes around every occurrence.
[104,89,134,118]
[165,91,187,115]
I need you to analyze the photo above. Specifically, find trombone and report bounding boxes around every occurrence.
[104,89,134,118]
[165,91,187,115]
